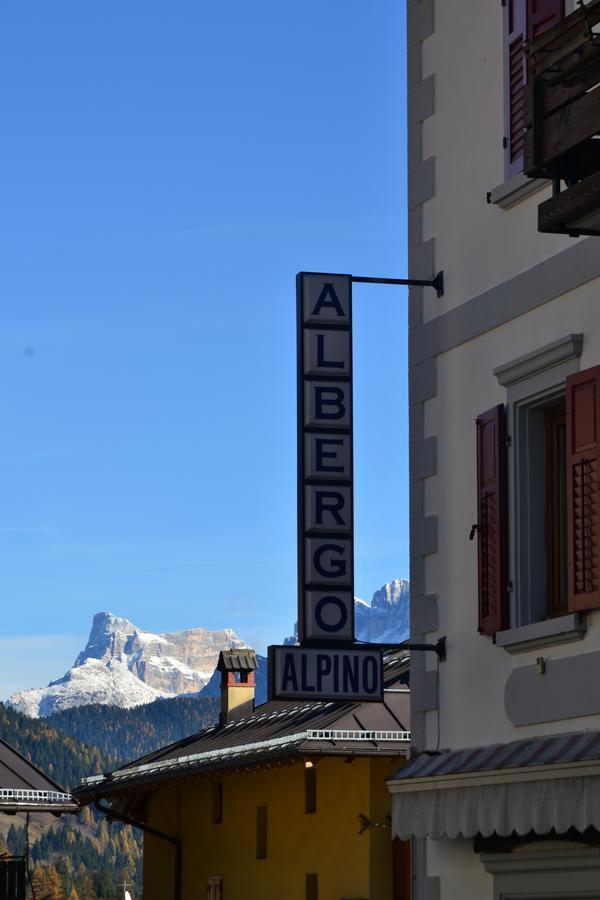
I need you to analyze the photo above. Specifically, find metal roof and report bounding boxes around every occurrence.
[217,649,258,672]
[76,652,410,800]
[0,737,78,814]
[390,730,600,782]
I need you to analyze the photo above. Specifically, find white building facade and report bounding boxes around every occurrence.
[390,1,600,898]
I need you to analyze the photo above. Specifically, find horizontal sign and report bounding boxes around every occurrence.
[297,272,354,644]
[268,645,383,702]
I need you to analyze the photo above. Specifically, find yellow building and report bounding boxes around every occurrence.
[77,650,411,900]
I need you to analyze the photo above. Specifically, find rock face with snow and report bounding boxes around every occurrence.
[8,612,247,718]
[284,578,410,645]
[354,578,410,643]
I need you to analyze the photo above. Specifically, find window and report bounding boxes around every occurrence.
[212,781,223,824]
[547,402,568,617]
[392,838,411,900]
[0,859,26,900]
[207,875,223,900]
[513,390,567,625]
[306,873,318,900]
[304,765,317,814]
[476,357,600,636]
[504,0,564,177]
[256,806,267,859]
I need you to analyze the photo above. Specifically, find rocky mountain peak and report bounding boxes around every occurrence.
[284,578,410,646]
[371,578,410,610]
[8,613,247,718]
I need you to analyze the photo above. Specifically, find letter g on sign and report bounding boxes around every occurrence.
[314,543,347,579]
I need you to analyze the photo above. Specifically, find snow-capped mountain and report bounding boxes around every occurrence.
[355,578,410,643]
[284,578,410,645]
[8,612,247,718]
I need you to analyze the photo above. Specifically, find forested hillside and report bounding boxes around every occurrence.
[46,694,219,766]
[0,703,111,788]
[0,695,218,898]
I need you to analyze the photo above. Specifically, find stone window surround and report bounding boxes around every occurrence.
[481,844,600,900]
[493,334,585,653]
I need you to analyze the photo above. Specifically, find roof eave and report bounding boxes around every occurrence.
[76,742,410,802]
[0,801,79,814]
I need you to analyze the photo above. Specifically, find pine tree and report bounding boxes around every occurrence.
[31,863,63,900]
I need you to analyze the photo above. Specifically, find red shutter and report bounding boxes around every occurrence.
[476,405,508,635]
[527,0,564,41]
[567,366,600,612]
[506,0,563,175]
[506,0,527,175]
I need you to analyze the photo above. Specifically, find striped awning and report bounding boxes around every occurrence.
[388,731,600,840]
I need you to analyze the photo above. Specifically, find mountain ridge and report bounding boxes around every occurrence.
[7,578,409,717]
[8,613,247,718]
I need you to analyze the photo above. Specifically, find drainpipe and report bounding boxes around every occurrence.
[95,801,181,900]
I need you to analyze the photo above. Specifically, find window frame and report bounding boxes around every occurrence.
[491,335,584,650]
[481,843,600,900]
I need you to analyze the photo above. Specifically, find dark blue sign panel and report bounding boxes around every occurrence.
[268,645,383,703]
[267,272,383,704]
[297,273,354,643]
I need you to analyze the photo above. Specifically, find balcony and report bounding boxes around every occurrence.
[524,0,600,236]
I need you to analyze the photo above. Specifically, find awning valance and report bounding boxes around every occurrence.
[389,731,600,840]
[391,774,600,839]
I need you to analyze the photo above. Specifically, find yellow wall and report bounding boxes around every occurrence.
[143,755,402,900]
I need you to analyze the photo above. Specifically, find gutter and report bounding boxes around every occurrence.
[387,759,600,793]
[95,801,181,900]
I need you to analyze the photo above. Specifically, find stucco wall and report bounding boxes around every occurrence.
[422,282,600,751]
[407,1,600,898]
[143,756,401,900]
[419,0,581,323]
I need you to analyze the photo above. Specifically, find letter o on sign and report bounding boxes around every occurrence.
[314,595,348,634]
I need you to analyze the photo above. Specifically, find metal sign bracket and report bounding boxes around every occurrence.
[352,271,444,298]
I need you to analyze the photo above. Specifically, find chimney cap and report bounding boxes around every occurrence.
[217,648,258,673]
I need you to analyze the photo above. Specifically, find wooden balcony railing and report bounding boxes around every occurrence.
[524,0,600,236]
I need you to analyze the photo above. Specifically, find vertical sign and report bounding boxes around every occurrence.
[297,272,354,643]
[268,272,383,703]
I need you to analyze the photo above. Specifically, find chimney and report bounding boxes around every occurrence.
[217,649,257,725]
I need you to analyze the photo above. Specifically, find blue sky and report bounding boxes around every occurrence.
[0,1,407,696]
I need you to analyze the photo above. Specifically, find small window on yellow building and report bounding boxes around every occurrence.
[212,781,223,824]
[256,805,267,859]
[306,873,318,900]
[207,874,222,900]
[304,765,317,814]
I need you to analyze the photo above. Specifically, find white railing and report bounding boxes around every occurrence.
[0,788,74,804]
[307,729,411,742]
[80,729,410,786]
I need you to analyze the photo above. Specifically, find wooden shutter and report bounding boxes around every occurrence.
[567,366,600,612]
[304,766,317,814]
[527,0,564,41]
[476,405,508,634]
[506,0,563,175]
[256,806,267,859]
[211,781,223,824]
[506,0,527,174]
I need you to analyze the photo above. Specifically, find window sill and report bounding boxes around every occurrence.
[495,613,587,653]
[488,173,550,210]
